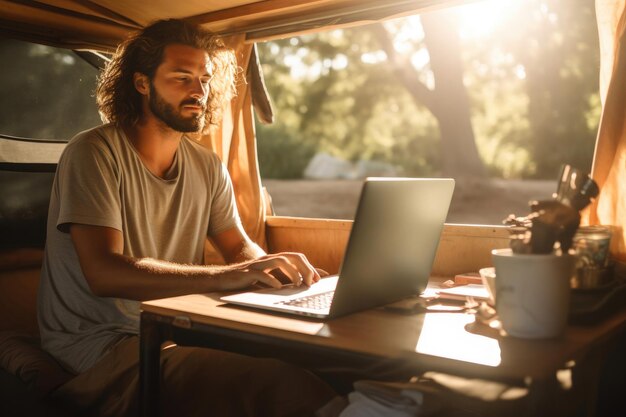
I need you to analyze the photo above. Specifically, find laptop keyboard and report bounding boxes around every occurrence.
[276,291,334,310]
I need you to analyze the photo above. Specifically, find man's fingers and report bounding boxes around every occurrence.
[315,268,329,278]
[242,252,322,287]
[247,270,283,289]
[269,252,319,286]
[248,256,303,286]
[288,252,320,285]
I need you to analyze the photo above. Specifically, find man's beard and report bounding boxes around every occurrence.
[149,83,205,133]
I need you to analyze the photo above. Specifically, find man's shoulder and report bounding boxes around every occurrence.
[57,124,126,170]
[181,136,222,165]
[68,123,118,143]
[64,123,120,154]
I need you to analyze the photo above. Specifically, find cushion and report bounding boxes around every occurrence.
[0,331,74,397]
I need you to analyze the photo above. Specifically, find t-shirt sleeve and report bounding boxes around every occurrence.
[56,138,122,233]
[207,157,241,237]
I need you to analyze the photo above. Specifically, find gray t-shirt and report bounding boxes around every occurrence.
[38,123,240,373]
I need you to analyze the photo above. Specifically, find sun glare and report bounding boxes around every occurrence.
[455,0,525,40]
[415,313,502,367]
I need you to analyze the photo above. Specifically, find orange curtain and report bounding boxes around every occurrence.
[199,34,268,263]
[586,1,626,262]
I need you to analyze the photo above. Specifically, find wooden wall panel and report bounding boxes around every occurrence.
[266,216,510,277]
[266,217,352,275]
[432,224,510,277]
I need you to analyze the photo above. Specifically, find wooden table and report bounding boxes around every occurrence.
[139,290,626,416]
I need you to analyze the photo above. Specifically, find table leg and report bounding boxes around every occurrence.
[525,376,558,417]
[572,342,614,417]
[140,312,165,417]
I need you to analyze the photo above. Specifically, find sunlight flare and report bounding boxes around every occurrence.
[455,0,525,40]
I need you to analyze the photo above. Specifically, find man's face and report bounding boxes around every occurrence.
[146,44,212,133]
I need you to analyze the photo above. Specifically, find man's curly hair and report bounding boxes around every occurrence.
[96,19,238,133]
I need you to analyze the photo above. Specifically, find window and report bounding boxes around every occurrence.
[0,38,102,141]
[256,0,599,225]
[0,39,102,249]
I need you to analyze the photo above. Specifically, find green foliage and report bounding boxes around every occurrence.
[459,0,599,178]
[257,28,445,178]
[256,0,600,179]
[256,122,317,179]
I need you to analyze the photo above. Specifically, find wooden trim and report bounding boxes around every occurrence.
[0,0,479,49]
[266,216,353,231]
[0,248,44,271]
[0,1,134,50]
[187,0,476,42]
[266,216,510,276]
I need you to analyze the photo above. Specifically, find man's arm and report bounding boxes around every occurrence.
[210,224,266,263]
[70,224,320,301]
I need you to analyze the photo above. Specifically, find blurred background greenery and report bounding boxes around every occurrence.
[0,0,600,183]
[0,41,101,140]
[256,0,600,181]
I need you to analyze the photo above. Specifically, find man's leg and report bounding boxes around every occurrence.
[52,337,141,416]
[160,343,336,417]
[53,336,336,417]
[595,328,626,416]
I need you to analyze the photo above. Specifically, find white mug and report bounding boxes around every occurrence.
[492,248,575,339]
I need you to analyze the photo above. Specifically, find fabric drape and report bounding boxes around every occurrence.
[199,34,267,264]
[587,0,626,262]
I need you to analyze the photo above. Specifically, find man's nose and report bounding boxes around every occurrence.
[190,78,207,99]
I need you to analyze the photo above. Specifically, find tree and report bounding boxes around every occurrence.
[371,11,486,178]
[255,0,599,180]
[461,0,599,178]
[257,28,443,178]
[514,0,598,177]
[258,12,489,179]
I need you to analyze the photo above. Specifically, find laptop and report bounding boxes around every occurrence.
[220,178,455,318]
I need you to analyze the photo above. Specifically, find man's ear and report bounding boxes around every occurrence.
[133,73,149,95]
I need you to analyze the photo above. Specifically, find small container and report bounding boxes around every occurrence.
[479,267,496,305]
[571,225,612,289]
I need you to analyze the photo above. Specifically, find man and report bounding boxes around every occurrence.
[38,19,336,416]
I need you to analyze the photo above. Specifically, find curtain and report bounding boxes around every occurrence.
[586,0,626,263]
[199,34,268,263]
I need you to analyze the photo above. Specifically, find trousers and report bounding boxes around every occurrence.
[52,336,337,417]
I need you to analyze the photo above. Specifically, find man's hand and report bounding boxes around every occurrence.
[211,225,322,291]
[218,252,322,291]
[70,223,322,300]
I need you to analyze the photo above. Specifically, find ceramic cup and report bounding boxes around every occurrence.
[491,248,575,339]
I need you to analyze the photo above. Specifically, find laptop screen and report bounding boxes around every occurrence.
[328,178,455,317]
